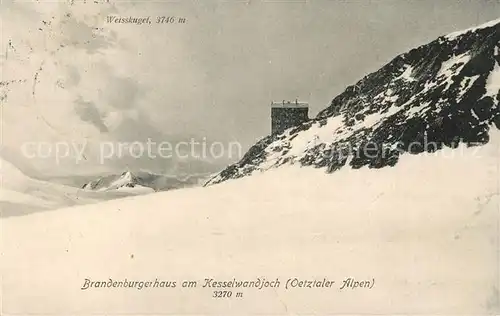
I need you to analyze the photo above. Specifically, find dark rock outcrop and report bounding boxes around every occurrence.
[206,19,500,186]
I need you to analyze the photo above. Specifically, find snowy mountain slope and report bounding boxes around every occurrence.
[2,130,499,314]
[2,16,500,315]
[0,158,145,217]
[81,170,207,192]
[206,18,500,185]
[0,3,226,212]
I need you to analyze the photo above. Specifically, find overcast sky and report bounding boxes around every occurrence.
[103,0,500,148]
[1,0,500,173]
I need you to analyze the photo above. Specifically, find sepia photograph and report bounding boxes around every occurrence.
[0,0,499,314]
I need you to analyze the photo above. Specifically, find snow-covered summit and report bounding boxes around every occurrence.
[0,158,144,217]
[446,17,500,40]
[206,18,500,185]
[82,170,206,192]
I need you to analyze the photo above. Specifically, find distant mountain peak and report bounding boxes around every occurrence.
[83,170,207,192]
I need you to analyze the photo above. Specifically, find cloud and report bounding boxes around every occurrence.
[65,65,81,87]
[57,9,119,54]
[74,97,109,133]
[101,76,142,110]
